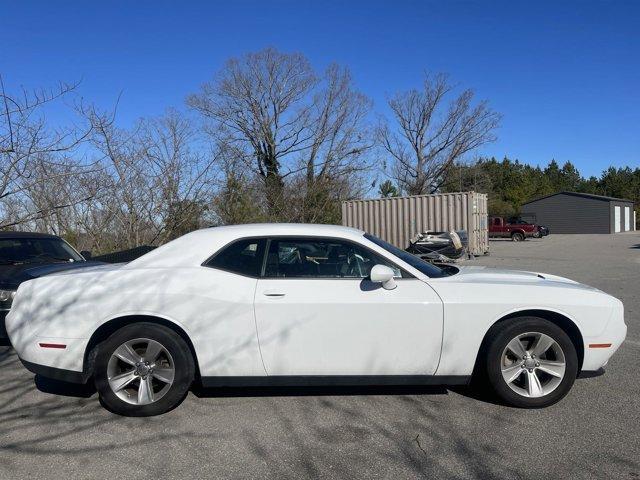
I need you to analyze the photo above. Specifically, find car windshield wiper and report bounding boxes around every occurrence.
[0,259,23,265]
[25,255,74,263]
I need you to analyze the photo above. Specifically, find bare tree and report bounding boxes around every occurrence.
[81,106,219,250]
[188,48,373,222]
[303,65,371,184]
[297,64,372,221]
[188,48,316,218]
[379,73,501,195]
[139,109,219,243]
[0,75,94,228]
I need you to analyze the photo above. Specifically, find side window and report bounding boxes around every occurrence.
[206,238,266,277]
[264,238,402,279]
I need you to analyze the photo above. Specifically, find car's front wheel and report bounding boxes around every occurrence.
[511,232,525,242]
[94,323,195,416]
[482,317,578,408]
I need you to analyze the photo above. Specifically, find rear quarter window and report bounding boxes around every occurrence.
[205,238,266,277]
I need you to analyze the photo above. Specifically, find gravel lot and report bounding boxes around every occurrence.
[1,233,638,479]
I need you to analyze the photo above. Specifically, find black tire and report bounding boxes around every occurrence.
[94,323,195,416]
[511,232,525,242]
[480,317,578,408]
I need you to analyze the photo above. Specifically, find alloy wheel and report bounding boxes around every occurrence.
[500,332,566,398]
[107,338,175,405]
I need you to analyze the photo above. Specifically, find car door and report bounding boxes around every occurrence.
[253,237,443,376]
[501,218,511,237]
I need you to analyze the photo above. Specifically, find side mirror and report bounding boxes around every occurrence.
[80,250,92,260]
[370,264,397,290]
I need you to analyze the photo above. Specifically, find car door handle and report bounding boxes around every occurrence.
[263,291,286,297]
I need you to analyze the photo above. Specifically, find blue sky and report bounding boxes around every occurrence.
[1,0,638,177]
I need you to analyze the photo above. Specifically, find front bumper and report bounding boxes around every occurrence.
[0,310,8,339]
[20,358,90,384]
[582,312,627,371]
[577,367,605,379]
[10,334,89,376]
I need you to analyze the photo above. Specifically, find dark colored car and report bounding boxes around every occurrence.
[0,232,103,339]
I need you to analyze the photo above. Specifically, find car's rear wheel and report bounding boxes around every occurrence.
[94,323,195,416]
[511,232,525,242]
[482,317,578,408]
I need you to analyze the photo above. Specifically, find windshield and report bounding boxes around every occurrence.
[363,233,451,278]
[0,237,84,264]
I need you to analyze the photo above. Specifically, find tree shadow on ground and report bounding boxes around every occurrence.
[3,344,638,479]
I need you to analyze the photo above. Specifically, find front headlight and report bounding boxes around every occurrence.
[0,289,16,308]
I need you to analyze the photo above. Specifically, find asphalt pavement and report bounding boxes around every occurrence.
[0,233,638,479]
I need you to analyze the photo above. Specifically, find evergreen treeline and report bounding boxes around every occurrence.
[440,158,640,221]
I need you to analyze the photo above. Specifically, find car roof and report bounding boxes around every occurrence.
[0,231,60,240]
[198,223,364,236]
[126,223,366,268]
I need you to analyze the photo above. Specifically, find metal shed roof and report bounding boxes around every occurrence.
[523,191,634,205]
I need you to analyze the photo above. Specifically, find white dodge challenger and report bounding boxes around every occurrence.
[6,224,626,416]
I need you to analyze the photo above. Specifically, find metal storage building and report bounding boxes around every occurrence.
[341,192,489,255]
[520,191,636,234]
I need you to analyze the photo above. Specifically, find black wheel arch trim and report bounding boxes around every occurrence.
[82,315,202,383]
[472,309,585,378]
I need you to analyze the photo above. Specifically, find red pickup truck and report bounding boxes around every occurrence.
[489,217,540,241]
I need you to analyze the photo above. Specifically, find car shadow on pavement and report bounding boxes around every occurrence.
[30,377,513,412]
[448,385,506,406]
[33,375,509,407]
[32,373,600,407]
[31,375,509,408]
[34,375,96,398]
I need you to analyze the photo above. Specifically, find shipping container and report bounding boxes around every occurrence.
[341,192,489,256]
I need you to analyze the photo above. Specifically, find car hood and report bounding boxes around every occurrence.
[451,266,598,291]
[42,262,124,277]
[0,260,106,290]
